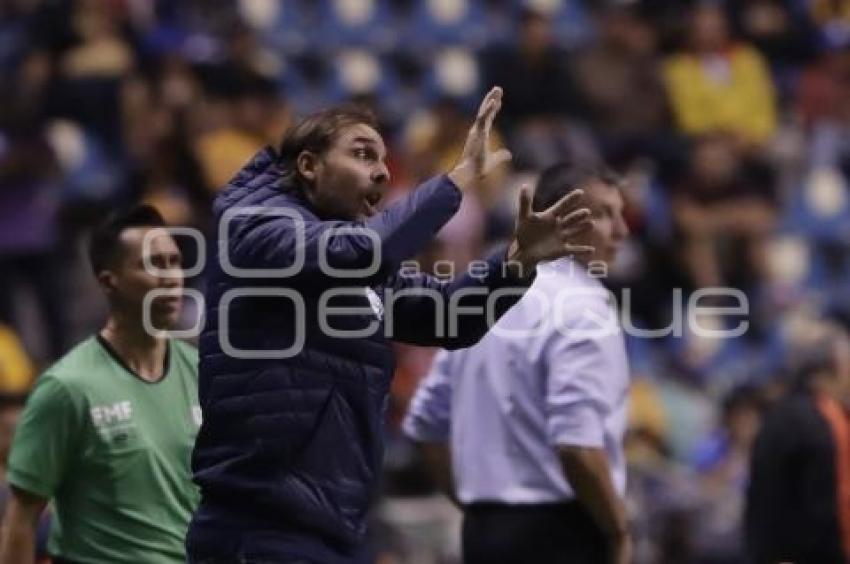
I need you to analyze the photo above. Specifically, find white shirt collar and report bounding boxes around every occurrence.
[538,258,605,288]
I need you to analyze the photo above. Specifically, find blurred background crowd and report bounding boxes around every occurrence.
[1,0,850,562]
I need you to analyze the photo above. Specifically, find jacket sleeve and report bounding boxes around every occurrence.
[223,175,462,289]
[383,247,533,349]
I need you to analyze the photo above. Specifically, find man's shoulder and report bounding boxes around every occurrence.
[214,181,318,229]
[171,338,198,361]
[755,394,834,456]
[212,146,311,218]
[43,337,106,386]
[170,339,199,381]
[761,395,823,435]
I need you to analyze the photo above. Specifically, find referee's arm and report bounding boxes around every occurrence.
[2,375,80,564]
[0,487,46,564]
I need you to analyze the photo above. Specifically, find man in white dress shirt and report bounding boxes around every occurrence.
[403,163,632,564]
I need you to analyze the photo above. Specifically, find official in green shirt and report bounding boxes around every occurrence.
[0,205,201,564]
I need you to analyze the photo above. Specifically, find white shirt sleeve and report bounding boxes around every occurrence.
[402,349,454,442]
[544,305,617,449]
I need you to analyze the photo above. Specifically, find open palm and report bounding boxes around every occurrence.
[448,86,512,189]
[509,186,594,276]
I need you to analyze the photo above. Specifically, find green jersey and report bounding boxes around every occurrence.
[8,336,201,563]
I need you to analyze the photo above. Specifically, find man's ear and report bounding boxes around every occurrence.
[97,271,117,296]
[296,151,320,186]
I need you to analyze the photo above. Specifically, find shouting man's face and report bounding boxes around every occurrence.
[300,123,391,222]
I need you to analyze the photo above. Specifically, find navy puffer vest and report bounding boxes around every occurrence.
[189,147,528,562]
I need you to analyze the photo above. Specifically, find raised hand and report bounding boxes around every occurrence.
[506,186,594,278]
[447,86,512,190]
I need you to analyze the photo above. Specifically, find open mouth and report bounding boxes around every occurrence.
[362,191,383,216]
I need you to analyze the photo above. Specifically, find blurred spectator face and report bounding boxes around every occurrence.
[74,0,121,41]
[580,181,629,266]
[100,227,184,331]
[301,123,390,221]
[519,10,553,54]
[692,4,731,53]
[234,95,270,135]
[433,100,467,146]
[724,400,761,449]
[159,57,197,110]
[742,0,790,38]
[602,9,657,55]
[226,26,257,63]
[19,51,50,93]
[231,80,289,140]
[691,136,740,186]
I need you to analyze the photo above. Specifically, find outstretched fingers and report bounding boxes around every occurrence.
[517,184,533,220]
[557,207,592,235]
[557,205,594,255]
[476,88,503,139]
[547,189,587,219]
[483,97,502,137]
[476,86,503,123]
[563,243,595,255]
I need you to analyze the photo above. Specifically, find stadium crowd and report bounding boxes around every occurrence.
[1,0,850,562]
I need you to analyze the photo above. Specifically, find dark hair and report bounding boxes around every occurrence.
[532,163,622,212]
[88,205,166,276]
[277,105,378,188]
[787,323,848,391]
[721,384,764,420]
[519,6,549,27]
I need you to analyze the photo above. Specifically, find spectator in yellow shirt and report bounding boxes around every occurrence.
[663,3,778,147]
[0,325,33,395]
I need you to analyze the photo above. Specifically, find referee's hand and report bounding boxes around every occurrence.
[447,86,512,190]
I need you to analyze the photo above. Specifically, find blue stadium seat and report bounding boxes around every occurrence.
[329,49,391,102]
[783,167,850,244]
[401,0,489,50]
[766,233,816,291]
[310,0,396,52]
[378,52,434,123]
[238,0,310,54]
[45,121,125,205]
[420,46,482,110]
[0,20,26,70]
[280,53,336,114]
[521,0,594,48]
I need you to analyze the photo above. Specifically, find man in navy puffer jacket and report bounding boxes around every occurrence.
[187,87,594,563]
